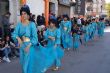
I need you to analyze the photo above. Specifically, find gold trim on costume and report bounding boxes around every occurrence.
[22,36,30,42]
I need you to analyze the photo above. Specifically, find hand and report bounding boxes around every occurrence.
[54,44,57,48]
[64,27,67,30]
[25,43,31,53]
[48,36,55,41]
[51,37,55,41]
[25,46,30,53]
[17,37,22,47]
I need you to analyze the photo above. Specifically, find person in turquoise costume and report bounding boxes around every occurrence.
[90,18,97,39]
[12,5,55,73]
[83,24,89,45]
[60,15,73,50]
[97,18,105,37]
[72,24,80,50]
[43,19,64,71]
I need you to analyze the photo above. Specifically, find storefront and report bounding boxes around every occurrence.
[75,0,86,16]
[49,0,58,16]
[0,0,20,24]
[58,0,71,16]
[0,0,9,16]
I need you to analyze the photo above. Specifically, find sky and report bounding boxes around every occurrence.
[105,0,110,3]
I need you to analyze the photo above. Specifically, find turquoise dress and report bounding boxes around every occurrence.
[88,24,91,40]
[44,28,64,67]
[60,20,73,49]
[91,22,97,38]
[97,21,105,37]
[89,23,94,40]
[73,33,80,49]
[12,22,55,73]
[84,25,89,43]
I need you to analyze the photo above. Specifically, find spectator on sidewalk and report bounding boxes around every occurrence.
[49,13,57,20]
[30,14,36,23]
[38,25,47,46]
[0,38,11,63]
[0,35,18,63]
[37,14,45,26]
[1,12,11,37]
[5,36,18,58]
[37,14,45,31]
[77,17,82,25]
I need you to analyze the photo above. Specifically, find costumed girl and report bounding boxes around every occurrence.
[44,19,64,71]
[12,5,55,73]
[60,15,73,50]
[72,24,80,50]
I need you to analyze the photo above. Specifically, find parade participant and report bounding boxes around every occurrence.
[44,19,64,71]
[83,24,89,45]
[60,15,73,50]
[12,5,54,73]
[90,18,97,39]
[97,18,105,37]
[72,24,80,50]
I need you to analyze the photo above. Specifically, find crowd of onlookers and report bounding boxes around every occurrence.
[0,36,19,63]
[0,12,19,63]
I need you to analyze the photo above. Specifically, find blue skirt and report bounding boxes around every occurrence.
[61,32,73,49]
[84,34,89,42]
[45,45,64,64]
[20,42,56,73]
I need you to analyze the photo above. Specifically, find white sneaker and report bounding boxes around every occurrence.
[3,57,11,63]
[6,58,11,63]
[3,57,6,61]
[67,48,70,51]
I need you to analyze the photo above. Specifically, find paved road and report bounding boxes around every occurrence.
[0,27,110,73]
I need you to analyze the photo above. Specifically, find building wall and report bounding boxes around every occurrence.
[49,0,58,16]
[75,0,86,16]
[58,0,71,16]
[58,4,70,16]
[27,0,45,18]
[9,0,20,24]
[92,0,104,16]
[85,2,93,15]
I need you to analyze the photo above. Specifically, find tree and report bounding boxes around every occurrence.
[105,3,110,17]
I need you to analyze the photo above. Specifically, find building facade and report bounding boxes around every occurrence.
[27,0,45,17]
[85,0,93,16]
[0,0,78,26]
[49,0,58,16]
[85,0,106,17]
[75,0,86,16]
[0,0,20,24]
[58,0,76,17]
[92,0,106,16]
